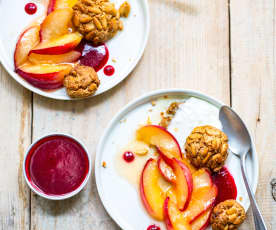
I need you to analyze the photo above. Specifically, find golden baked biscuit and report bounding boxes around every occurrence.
[63,64,100,98]
[73,0,130,44]
[211,199,246,230]
[185,125,228,172]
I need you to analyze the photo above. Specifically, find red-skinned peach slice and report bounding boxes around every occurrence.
[190,208,212,230]
[185,185,217,223]
[171,158,193,211]
[40,8,73,42]
[158,153,196,183]
[158,157,176,182]
[164,197,213,230]
[16,63,72,89]
[192,169,213,190]
[47,0,78,14]
[14,25,40,68]
[140,158,167,221]
[29,50,81,64]
[164,197,191,230]
[30,32,82,55]
[136,125,182,160]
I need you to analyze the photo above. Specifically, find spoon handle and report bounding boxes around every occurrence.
[241,153,267,230]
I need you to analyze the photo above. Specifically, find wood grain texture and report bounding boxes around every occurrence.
[230,0,276,229]
[0,64,32,230]
[30,0,230,229]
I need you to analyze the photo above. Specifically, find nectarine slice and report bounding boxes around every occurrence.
[47,0,78,14]
[14,25,40,68]
[30,32,82,55]
[190,208,211,230]
[16,63,71,89]
[164,197,213,230]
[140,158,167,221]
[29,50,81,64]
[158,155,196,183]
[136,125,182,160]
[184,185,217,223]
[40,8,73,42]
[192,169,212,190]
[164,197,191,230]
[158,157,176,182]
[171,158,193,211]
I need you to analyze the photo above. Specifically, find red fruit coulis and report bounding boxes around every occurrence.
[123,151,135,163]
[25,3,37,15]
[25,135,89,196]
[77,41,109,72]
[212,166,237,204]
[147,225,161,230]
[104,65,115,76]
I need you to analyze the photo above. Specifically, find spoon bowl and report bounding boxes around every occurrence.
[219,105,251,156]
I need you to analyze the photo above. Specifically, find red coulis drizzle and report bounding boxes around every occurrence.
[76,41,109,72]
[25,135,89,196]
[104,65,115,76]
[25,3,37,15]
[212,166,237,204]
[123,151,135,163]
[147,225,161,230]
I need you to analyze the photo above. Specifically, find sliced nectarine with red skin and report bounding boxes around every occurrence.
[47,0,78,14]
[164,195,213,230]
[171,158,193,211]
[164,197,192,230]
[158,157,176,182]
[136,125,182,160]
[16,63,71,89]
[28,50,81,64]
[140,158,167,221]
[14,25,40,68]
[192,169,213,190]
[185,185,217,223]
[30,32,82,55]
[190,208,212,230]
[40,8,73,42]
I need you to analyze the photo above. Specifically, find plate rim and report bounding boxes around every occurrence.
[0,0,150,100]
[95,88,259,230]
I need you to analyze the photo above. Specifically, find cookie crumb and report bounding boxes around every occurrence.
[112,58,117,63]
[239,196,243,202]
[151,101,156,106]
[102,161,107,168]
[159,102,179,129]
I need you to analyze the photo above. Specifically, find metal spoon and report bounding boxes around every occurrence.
[219,105,267,230]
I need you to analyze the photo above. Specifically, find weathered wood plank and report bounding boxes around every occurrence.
[31,0,230,229]
[0,65,32,230]
[230,0,276,229]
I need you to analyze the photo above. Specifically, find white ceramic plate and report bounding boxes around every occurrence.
[96,89,259,230]
[0,0,149,100]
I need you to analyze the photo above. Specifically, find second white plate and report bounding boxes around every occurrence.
[95,89,258,230]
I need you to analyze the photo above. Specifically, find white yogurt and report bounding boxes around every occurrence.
[168,97,222,152]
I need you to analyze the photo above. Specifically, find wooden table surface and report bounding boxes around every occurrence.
[0,0,275,229]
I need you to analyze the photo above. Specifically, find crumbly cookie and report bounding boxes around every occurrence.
[63,64,100,98]
[211,199,246,230]
[185,125,228,172]
[72,0,130,44]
